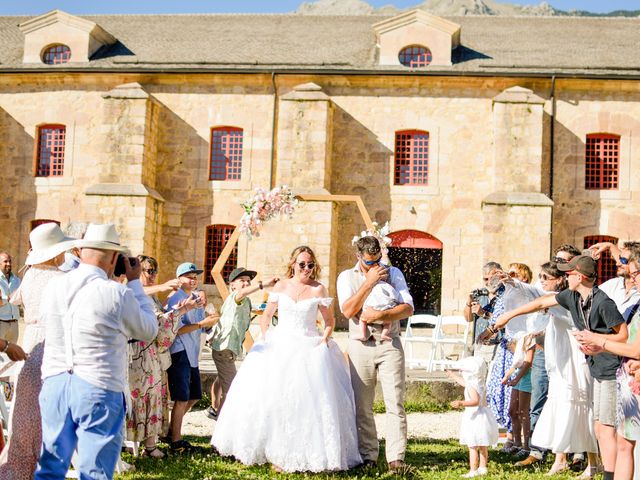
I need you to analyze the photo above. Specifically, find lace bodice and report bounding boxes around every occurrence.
[268,292,332,337]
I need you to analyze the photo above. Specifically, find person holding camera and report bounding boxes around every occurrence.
[165,262,219,453]
[464,262,502,357]
[35,224,158,480]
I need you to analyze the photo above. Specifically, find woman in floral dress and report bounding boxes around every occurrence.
[0,223,74,479]
[126,256,197,457]
[575,250,640,480]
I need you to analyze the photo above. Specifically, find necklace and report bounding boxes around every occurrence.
[292,282,310,301]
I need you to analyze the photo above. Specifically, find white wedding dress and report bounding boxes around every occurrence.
[211,293,362,472]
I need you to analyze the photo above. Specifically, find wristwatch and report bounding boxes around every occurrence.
[258,281,263,290]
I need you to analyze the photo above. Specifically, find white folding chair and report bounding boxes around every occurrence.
[402,314,439,369]
[427,315,471,372]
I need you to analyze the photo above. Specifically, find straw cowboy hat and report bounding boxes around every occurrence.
[74,223,129,253]
[25,223,76,266]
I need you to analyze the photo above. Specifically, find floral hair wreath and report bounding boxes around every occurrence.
[351,221,392,248]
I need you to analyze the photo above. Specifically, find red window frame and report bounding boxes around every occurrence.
[42,44,71,65]
[209,127,243,181]
[35,125,66,177]
[394,130,430,185]
[585,133,620,190]
[398,45,432,67]
[584,235,618,285]
[204,225,237,284]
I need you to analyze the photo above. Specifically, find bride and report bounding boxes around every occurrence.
[211,246,362,472]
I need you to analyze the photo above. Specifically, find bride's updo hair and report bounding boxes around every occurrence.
[285,245,321,280]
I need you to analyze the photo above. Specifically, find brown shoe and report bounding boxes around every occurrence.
[388,460,406,472]
[515,455,541,467]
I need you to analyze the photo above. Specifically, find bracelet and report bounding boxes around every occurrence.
[259,281,263,290]
[1,340,9,353]
[466,303,472,307]
[602,339,607,349]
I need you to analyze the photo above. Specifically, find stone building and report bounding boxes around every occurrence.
[1,9,639,325]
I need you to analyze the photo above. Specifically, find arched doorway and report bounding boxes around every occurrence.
[387,230,443,315]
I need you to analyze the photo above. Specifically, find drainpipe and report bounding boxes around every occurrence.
[269,72,278,189]
[549,75,556,258]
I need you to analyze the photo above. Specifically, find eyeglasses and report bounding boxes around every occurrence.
[143,268,158,275]
[298,262,315,270]
[538,273,558,281]
[553,256,569,264]
[619,256,629,265]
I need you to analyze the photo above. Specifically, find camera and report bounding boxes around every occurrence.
[471,288,489,302]
[114,255,137,277]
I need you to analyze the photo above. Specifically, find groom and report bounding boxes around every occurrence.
[337,236,414,472]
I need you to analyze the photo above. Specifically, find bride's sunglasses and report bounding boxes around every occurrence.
[298,262,315,270]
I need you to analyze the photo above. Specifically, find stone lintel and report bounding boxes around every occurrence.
[102,82,149,100]
[85,183,164,202]
[493,86,545,105]
[281,82,330,102]
[482,191,553,207]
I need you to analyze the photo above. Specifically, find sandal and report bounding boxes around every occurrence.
[170,439,195,453]
[142,446,165,458]
[545,462,568,476]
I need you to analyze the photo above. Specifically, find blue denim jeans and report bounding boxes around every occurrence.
[35,372,125,480]
[529,349,548,458]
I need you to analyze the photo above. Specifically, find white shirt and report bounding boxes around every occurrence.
[41,263,157,392]
[0,271,20,321]
[599,276,640,322]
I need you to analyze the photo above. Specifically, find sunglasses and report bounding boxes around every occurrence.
[553,256,569,264]
[360,256,382,266]
[143,268,158,275]
[538,273,558,281]
[298,262,315,270]
[619,256,629,265]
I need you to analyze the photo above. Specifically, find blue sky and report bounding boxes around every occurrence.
[1,0,638,15]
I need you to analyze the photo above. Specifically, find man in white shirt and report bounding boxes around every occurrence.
[590,241,640,322]
[0,252,21,343]
[35,224,157,480]
[337,236,414,473]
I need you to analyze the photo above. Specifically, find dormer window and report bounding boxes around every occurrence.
[42,44,71,64]
[398,45,432,68]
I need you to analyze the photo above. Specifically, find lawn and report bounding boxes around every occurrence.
[115,436,578,479]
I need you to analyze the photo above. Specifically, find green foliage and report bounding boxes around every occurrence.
[116,436,576,479]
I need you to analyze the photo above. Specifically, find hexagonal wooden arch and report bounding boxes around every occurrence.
[211,193,375,300]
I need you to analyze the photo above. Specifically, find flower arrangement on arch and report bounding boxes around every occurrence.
[351,221,392,264]
[239,185,298,238]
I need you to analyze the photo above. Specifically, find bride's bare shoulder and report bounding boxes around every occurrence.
[310,281,328,295]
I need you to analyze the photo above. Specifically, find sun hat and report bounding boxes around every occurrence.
[228,267,257,283]
[25,223,76,266]
[176,262,204,277]
[74,223,129,253]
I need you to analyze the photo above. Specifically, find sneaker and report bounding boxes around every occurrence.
[204,406,218,420]
[515,455,541,467]
[476,467,488,476]
[500,441,515,453]
[462,471,478,478]
[513,448,531,460]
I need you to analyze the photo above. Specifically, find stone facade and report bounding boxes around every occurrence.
[1,18,640,327]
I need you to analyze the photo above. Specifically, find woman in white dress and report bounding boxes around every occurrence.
[211,246,362,472]
[495,261,598,477]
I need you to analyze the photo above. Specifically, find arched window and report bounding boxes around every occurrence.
[35,125,66,177]
[584,235,618,285]
[394,130,430,185]
[398,45,432,68]
[204,224,237,284]
[585,133,619,190]
[209,127,243,181]
[42,44,71,65]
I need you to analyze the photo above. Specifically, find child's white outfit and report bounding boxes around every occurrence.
[458,358,499,448]
[363,281,401,311]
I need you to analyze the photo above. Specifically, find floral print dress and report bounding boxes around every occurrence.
[126,296,180,442]
[617,307,640,441]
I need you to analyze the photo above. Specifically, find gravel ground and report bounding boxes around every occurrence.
[184,410,463,441]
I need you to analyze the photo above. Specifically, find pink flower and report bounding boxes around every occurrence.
[148,375,155,385]
[131,389,140,399]
[150,415,158,424]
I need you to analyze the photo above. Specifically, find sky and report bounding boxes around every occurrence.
[0,0,638,15]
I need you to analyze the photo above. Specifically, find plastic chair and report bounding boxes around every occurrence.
[427,315,471,372]
[402,314,440,369]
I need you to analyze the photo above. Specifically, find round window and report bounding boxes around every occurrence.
[42,44,71,65]
[398,45,432,68]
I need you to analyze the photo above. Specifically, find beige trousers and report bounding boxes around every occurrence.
[211,349,237,410]
[347,337,406,463]
[0,321,19,344]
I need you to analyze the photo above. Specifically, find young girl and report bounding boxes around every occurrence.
[500,334,536,459]
[447,356,499,478]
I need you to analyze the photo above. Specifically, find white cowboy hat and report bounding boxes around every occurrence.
[74,223,129,253]
[25,223,76,266]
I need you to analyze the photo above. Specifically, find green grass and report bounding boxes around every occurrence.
[116,436,578,479]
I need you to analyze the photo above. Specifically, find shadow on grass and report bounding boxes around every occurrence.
[117,436,574,480]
